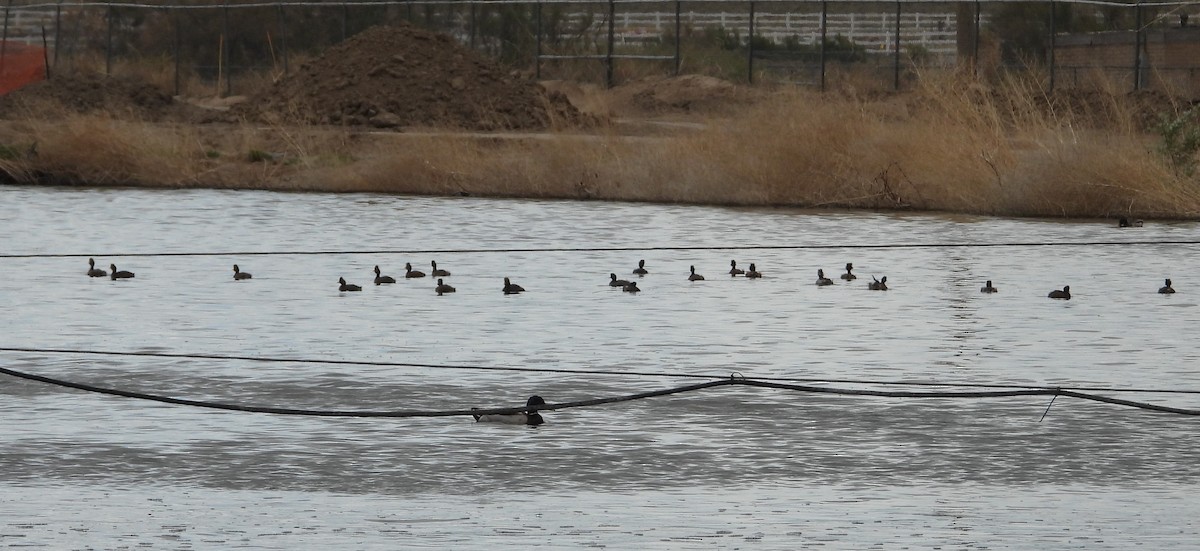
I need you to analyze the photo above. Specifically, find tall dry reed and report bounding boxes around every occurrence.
[5,72,1199,219]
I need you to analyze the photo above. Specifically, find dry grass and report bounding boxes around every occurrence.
[4,71,1199,219]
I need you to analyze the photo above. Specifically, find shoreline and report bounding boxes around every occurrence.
[3,79,1199,221]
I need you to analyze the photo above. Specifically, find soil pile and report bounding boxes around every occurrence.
[0,72,181,121]
[238,23,583,130]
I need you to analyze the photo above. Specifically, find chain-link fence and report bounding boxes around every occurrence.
[3,0,1199,96]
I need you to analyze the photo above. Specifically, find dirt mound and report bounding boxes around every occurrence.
[237,23,583,131]
[0,72,180,121]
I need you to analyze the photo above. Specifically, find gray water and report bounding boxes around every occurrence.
[1,186,1198,550]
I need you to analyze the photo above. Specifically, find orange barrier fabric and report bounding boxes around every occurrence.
[0,42,47,95]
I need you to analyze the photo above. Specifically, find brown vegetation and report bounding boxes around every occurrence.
[2,38,1199,219]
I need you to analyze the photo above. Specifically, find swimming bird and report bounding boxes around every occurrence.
[503,277,525,294]
[633,259,648,276]
[472,395,546,426]
[431,261,450,277]
[338,277,362,292]
[688,265,705,281]
[1048,286,1071,300]
[868,276,888,291]
[404,262,426,278]
[841,263,856,280]
[1118,217,1131,228]
[436,278,456,295]
[623,281,641,293]
[816,269,833,286]
[609,273,631,287]
[233,264,252,280]
[729,260,744,276]
[86,258,107,277]
[981,280,998,293]
[1159,279,1175,294]
[373,265,396,285]
[746,263,762,279]
[109,264,134,280]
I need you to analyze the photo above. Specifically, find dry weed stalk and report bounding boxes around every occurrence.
[6,70,1200,218]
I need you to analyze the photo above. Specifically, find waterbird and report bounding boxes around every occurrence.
[841,263,856,280]
[746,263,762,279]
[816,269,834,286]
[623,281,641,293]
[472,395,546,426]
[1048,286,1071,300]
[1118,217,1145,228]
[503,277,525,294]
[609,273,631,287]
[338,277,362,292]
[233,264,252,280]
[869,276,888,291]
[109,264,134,280]
[633,259,648,276]
[431,261,450,277]
[86,258,107,278]
[729,260,744,276]
[688,265,705,281]
[436,278,456,295]
[981,280,998,293]
[373,265,396,285]
[405,262,426,278]
[1159,279,1175,294]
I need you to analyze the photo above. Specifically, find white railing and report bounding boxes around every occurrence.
[602,11,964,54]
[4,6,55,46]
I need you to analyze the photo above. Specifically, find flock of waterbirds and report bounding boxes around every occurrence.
[83,256,1177,298]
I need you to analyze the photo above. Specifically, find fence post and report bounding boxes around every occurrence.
[105,1,113,76]
[820,0,827,91]
[535,1,542,79]
[469,3,476,49]
[674,0,681,76]
[278,2,288,75]
[893,0,901,90]
[172,7,179,95]
[973,0,980,74]
[606,0,615,87]
[41,25,50,78]
[1133,0,1142,91]
[747,1,755,84]
[222,0,231,96]
[1,0,10,79]
[54,0,61,68]
[1048,0,1056,91]
[67,0,80,71]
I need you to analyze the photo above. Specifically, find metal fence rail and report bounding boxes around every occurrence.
[2,0,1199,95]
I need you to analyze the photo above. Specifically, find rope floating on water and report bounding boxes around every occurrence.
[2,364,1198,418]
[3,346,1200,395]
[2,239,1199,259]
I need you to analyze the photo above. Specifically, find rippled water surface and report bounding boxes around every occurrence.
[2,186,1199,549]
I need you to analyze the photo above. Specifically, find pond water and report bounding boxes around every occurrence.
[1,186,1198,549]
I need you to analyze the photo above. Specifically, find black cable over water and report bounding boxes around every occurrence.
[2,239,1199,259]
[4,346,1200,394]
[2,364,1199,417]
